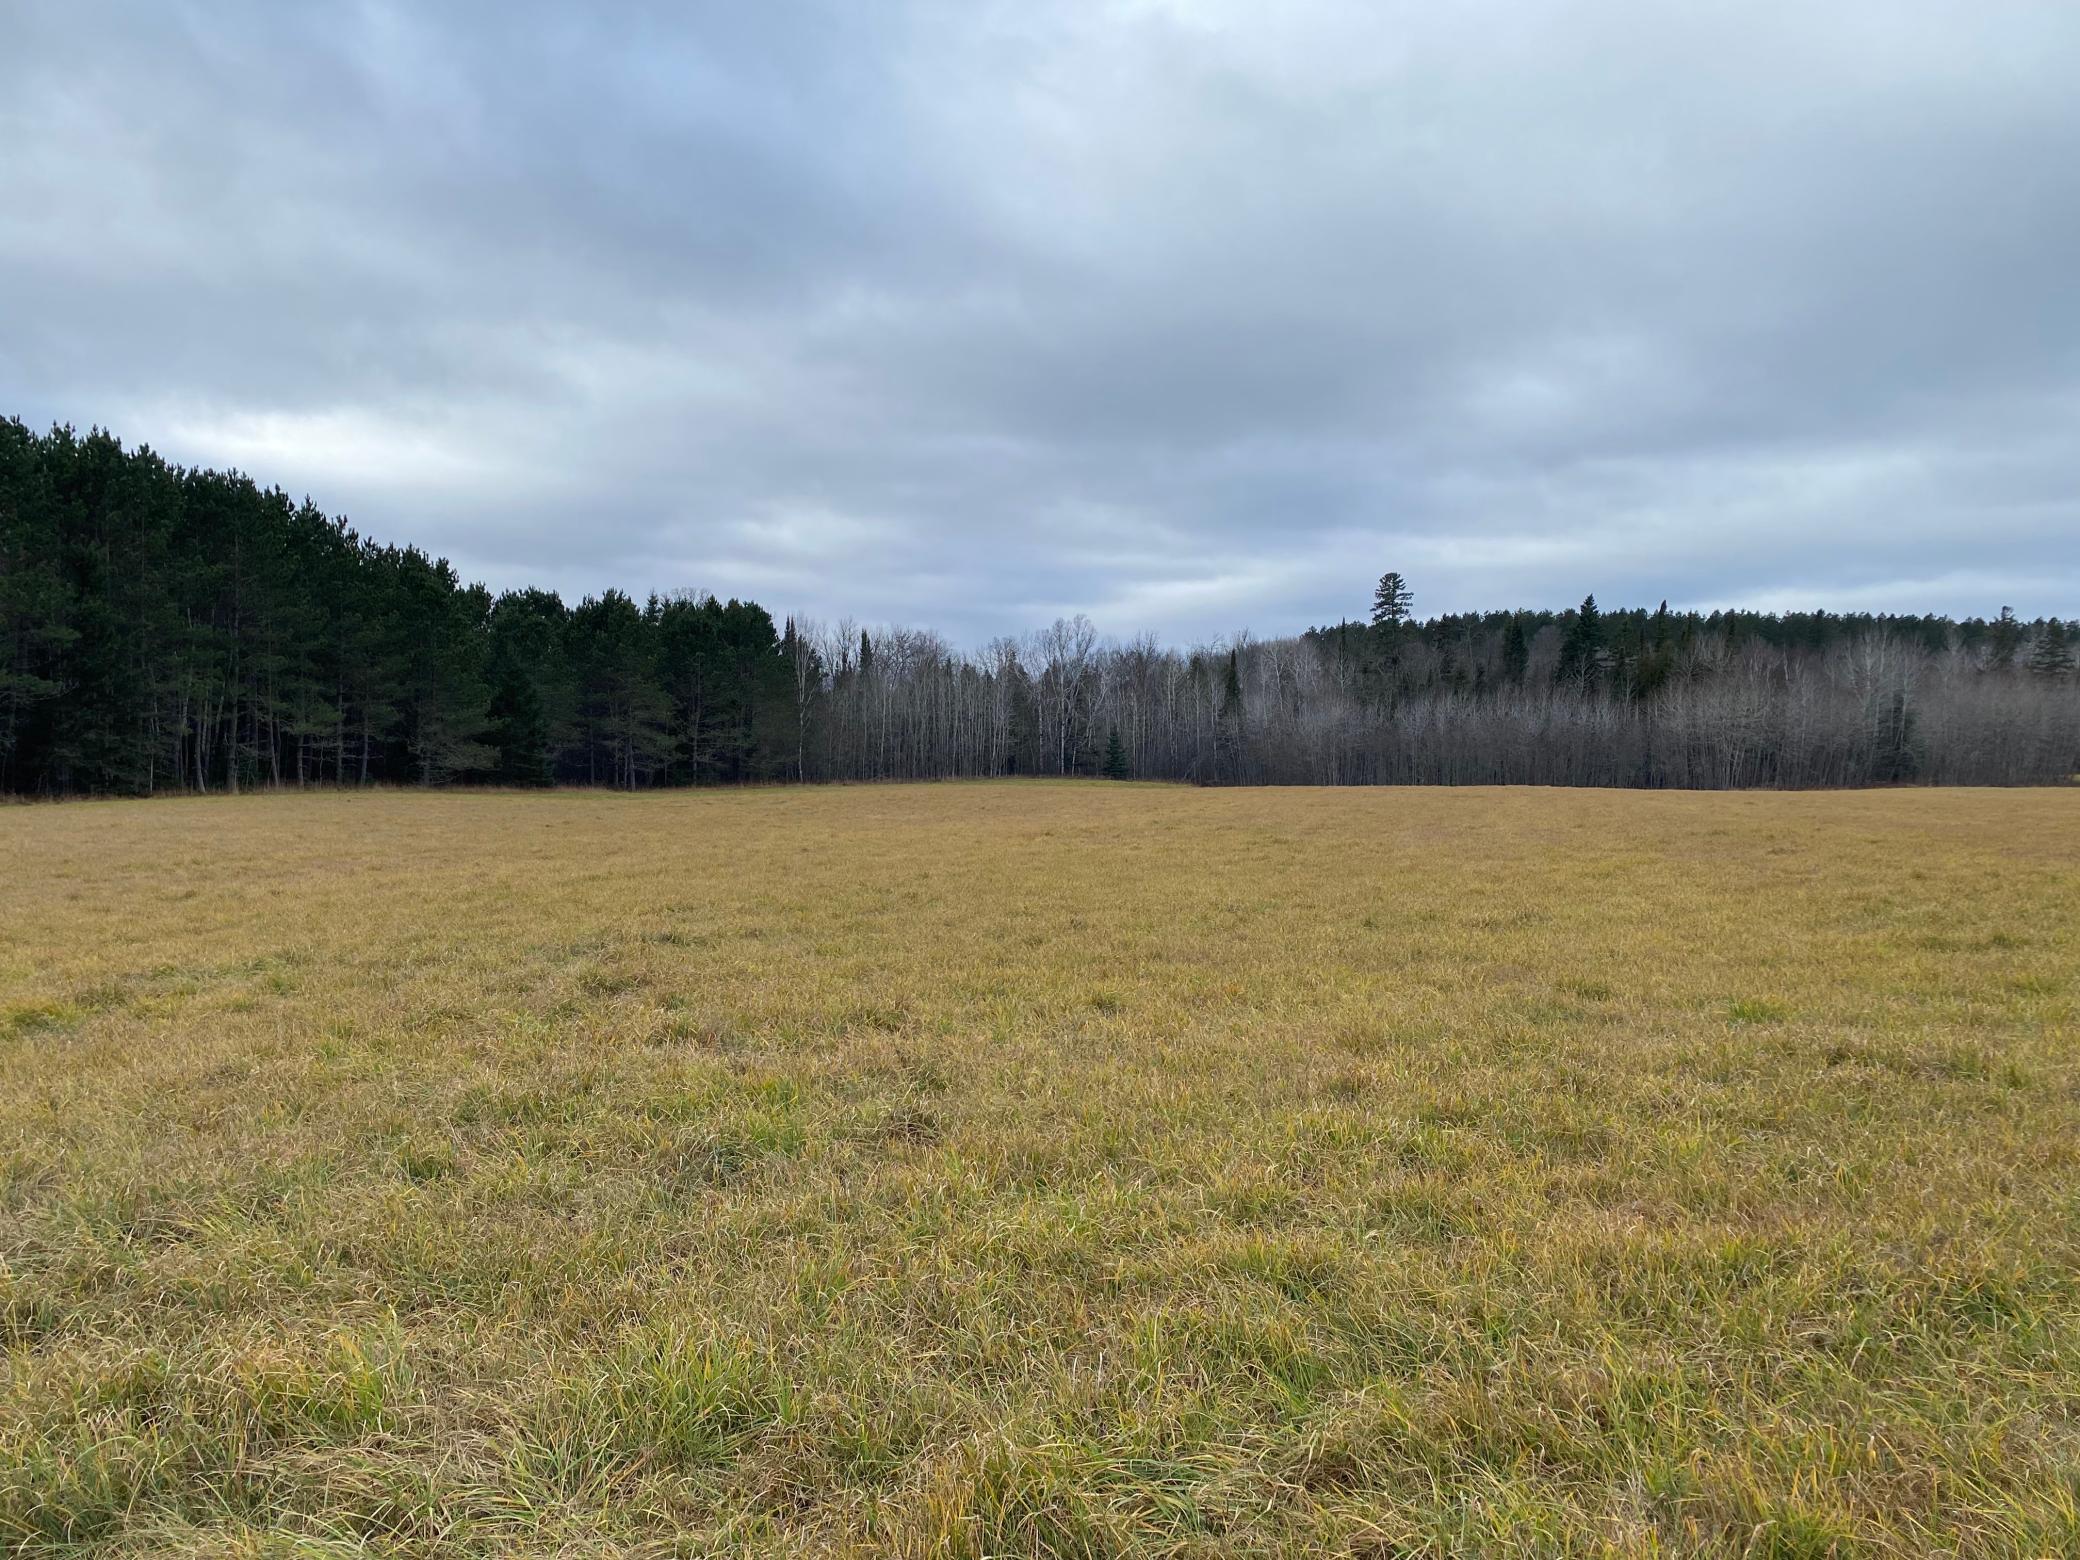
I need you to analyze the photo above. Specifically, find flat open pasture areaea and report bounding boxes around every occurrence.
[2,783,2077,1557]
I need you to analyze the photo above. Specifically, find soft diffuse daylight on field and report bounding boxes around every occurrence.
[3,783,2077,1554]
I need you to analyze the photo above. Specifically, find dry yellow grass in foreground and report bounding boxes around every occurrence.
[2,781,2078,1557]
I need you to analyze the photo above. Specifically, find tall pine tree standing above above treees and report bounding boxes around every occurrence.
[1371,572,1412,631]
[1556,595,1606,687]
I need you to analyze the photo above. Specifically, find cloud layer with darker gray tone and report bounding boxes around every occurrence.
[5,1,2077,642]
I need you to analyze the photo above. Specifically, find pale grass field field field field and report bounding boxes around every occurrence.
[1,782,2077,1556]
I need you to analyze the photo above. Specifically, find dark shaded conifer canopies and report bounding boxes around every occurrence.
[3,419,2075,795]
[0,420,796,794]
[2030,619,2074,678]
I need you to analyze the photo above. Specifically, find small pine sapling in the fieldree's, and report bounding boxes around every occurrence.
[1103,725,1130,779]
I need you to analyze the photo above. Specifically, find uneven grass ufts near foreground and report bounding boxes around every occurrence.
[2,781,2078,1557]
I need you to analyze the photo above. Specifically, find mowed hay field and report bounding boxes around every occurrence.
[3,784,2078,1558]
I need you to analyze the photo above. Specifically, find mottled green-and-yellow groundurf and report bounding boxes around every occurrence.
[2,782,2076,1555]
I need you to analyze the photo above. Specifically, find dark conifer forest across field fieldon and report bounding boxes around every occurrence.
[3,418,2074,796]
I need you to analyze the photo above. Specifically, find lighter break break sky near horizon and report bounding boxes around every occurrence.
[3,1,2078,645]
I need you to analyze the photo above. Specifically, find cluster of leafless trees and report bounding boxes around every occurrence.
[789,610,2079,788]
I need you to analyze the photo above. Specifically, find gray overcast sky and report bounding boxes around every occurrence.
[4,1,2077,643]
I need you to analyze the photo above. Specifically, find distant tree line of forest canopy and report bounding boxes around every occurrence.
[4,419,2076,795]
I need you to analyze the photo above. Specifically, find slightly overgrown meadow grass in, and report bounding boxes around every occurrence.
[2,782,2077,1557]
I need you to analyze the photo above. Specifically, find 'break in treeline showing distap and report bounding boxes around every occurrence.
[3,418,2075,796]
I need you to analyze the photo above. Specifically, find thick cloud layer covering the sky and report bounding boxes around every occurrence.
[4,1,2076,642]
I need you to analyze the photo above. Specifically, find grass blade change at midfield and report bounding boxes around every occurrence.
[2,783,2077,1555]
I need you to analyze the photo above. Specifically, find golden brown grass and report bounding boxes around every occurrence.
[2,781,2077,1557]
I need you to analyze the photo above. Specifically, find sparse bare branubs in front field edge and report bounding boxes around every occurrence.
[2,783,2077,1555]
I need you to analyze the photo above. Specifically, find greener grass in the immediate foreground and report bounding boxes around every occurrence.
[2,784,2078,1558]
